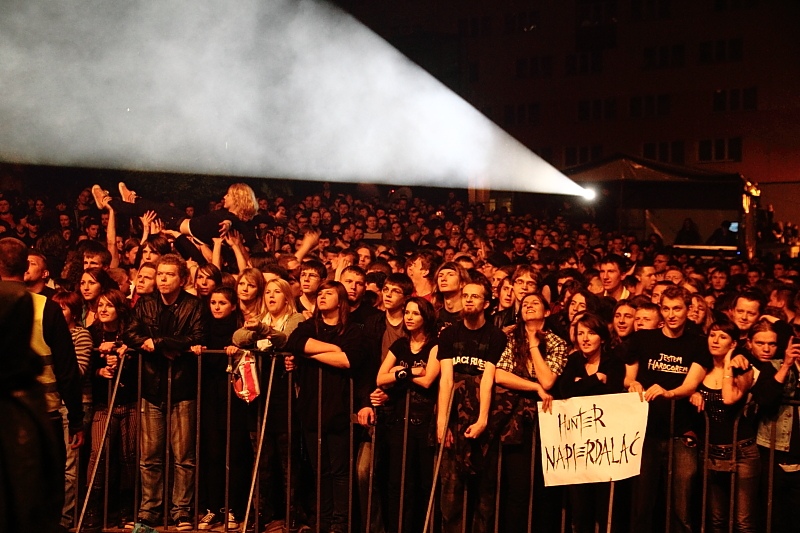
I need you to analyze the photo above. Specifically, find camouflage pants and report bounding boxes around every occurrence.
[440,439,498,533]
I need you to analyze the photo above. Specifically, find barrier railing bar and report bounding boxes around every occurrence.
[348,378,354,533]
[103,379,111,530]
[494,441,502,533]
[665,400,675,533]
[223,354,231,532]
[316,367,322,533]
[526,418,537,533]
[605,481,615,533]
[700,411,710,533]
[195,355,202,531]
[243,352,277,531]
[161,359,173,529]
[135,353,142,523]
[398,392,411,533]
[76,351,128,532]
[766,418,776,533]
[424,385,455,533]
[365,414,376,533]
[285,370,293,533]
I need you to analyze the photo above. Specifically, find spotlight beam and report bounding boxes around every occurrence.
[0,0,586,196]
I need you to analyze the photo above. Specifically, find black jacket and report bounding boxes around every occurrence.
[125,291,206,406]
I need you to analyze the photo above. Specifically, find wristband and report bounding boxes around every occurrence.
[395,369,410,382]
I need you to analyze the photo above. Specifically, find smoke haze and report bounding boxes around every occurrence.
[0,0,585,195]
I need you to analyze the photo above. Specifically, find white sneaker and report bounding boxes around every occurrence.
[226,511,240,531]
[198,510,222,530]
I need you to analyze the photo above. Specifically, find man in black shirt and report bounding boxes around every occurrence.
[341,265,380,326]
[436,279,507,533]
[434,262,469,332]
[624,286,712,533]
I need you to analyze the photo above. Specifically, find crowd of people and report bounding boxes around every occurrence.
[1,179,800,533]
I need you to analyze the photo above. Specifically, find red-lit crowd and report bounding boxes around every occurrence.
[1,181,799,533]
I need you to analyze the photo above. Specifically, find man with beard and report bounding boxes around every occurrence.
[437,278,506,533]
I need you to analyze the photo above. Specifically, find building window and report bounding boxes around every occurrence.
[698,137,743,162]
[643,140,685,164]
[578,98,617,121]
[566,52,603,76]
[520,56,554,80]
[699,38,744,64]
[712,87,758,112]
[564,145,603,167]
[643,43,685,69]
[504,102,541,126]
[631,0,671,20]
[715,0,759,11]
[629,94,670,118]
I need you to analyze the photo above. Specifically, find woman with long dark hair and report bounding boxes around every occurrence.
[79,267,118,328]
[83,289,137,531]
[690,318,758,533]
[285,280,365,532]
[377,297,440,533]
[559,312,626,533]
[190,287,252,531]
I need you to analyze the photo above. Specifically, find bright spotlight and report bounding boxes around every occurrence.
[581,188,597,201]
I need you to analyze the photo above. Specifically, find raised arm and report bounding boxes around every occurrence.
[106,205,119,268]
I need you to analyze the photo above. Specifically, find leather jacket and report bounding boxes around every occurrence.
[125,291,206,406]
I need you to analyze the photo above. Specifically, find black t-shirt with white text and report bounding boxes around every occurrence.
[622,328,712,438]
[437,321,507,376]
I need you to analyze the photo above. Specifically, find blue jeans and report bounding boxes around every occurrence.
[706,442,760,533]
[138,399,196,522]
[630,436,697,533]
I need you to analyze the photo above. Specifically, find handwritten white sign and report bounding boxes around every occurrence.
[537,392,648,487]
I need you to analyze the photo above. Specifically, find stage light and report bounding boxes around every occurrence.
[581,188,597,201]
[0,0,585,196]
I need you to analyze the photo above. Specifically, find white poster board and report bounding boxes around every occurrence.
[537,392,648,487]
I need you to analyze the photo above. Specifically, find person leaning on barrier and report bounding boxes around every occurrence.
[284,280,366,533]
[376,296,441,533]
[189,286,251,531]
[622,285,713,533]
[436,277,506,533]
[233,277,305,531]
[560,312,626,533]
[83,288,138,532]
[494,291,568,533]
[124,253,206,530]
[689,317,760,533]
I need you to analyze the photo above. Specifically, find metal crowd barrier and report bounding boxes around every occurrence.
[73,355,800,533]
